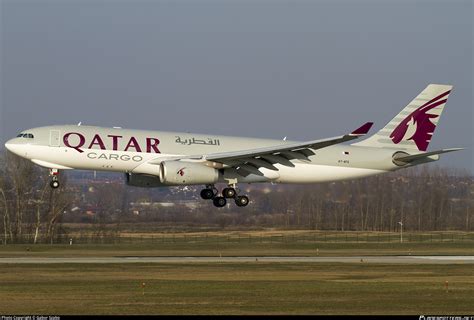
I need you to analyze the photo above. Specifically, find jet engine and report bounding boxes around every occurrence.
[159,160,219,185]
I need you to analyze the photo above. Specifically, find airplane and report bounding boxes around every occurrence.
[4,84,463,207]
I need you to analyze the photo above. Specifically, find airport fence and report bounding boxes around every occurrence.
[3,231,474,245]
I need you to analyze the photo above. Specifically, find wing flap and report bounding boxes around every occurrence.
[237,164,265,176]
[261,154,295,168]
[206,122,373,163]
[142,122,373,177]
[244,158,279,171]
[206,122,373,176]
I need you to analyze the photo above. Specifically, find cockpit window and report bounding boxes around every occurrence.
[17,133,34,139]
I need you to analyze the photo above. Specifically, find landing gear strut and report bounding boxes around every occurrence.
[200,185,249,208]
[49,169,60,189]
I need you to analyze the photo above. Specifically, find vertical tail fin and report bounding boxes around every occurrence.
[353,84,453,151]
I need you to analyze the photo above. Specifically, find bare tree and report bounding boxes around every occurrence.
[33,179,51,244]
[45,176,71,243]
[0,180,13,244]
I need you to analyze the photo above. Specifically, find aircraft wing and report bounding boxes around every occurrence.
[203,122,374,176]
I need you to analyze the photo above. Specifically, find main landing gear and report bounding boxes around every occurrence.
[200,185,249,208]
[49,169,60,189]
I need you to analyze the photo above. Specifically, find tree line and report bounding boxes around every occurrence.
[0,151,472,244]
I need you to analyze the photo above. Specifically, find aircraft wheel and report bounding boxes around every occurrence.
[200,188,215,200]
[50,180,60,189]
[222,187,236,199]
[213,196,227,208]
[235,195,249,207]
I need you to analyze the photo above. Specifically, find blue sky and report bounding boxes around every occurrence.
[1,0,472,172]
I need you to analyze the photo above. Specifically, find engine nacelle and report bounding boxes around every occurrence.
[125,173,164,188]
[159,160,219,185]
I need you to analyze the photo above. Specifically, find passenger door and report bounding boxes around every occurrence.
[49,130,61,147]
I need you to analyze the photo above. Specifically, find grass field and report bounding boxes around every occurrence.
[1,232,473,315]
[0,262,473,314]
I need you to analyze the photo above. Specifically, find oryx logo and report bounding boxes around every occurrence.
[390,90,450,151]
[177,168,186,176]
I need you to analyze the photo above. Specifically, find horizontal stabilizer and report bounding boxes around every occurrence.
[393,148,464,163]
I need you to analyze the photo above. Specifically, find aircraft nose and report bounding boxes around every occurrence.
[4,138,23,156]
[4,139,14,152]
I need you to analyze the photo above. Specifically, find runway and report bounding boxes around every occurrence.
[0,256,473,264]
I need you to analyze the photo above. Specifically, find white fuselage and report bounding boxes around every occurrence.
[5,125,403,186]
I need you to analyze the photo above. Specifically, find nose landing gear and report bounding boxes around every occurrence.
[49,169,60,189]
[200,185,249,208]
[50,179,60,189]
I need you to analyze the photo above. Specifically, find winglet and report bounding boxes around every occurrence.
[350,122,374,136]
